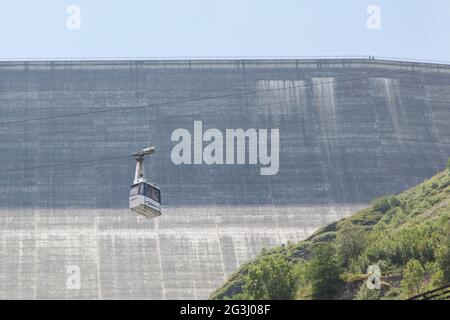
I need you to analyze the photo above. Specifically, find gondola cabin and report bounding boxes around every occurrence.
[129,179,161,218]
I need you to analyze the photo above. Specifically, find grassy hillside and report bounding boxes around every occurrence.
[210,163,450,300]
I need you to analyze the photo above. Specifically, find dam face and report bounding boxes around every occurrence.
[0,59,449,299]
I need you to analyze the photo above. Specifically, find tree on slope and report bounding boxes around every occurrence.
[243,255,301,300]
[306,243,344,300]
[401,259,425,297]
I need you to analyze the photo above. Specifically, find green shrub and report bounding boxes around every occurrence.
[363,223,440,267]
[306,244,344,299]
[336,224,366,267]
[243,255,301,300]
[371,196,401,213]
[424,261,446,290]
[436,245,450,283]
[312,231,337,243]
[443,220,450,239]
[354,282,380,300]
[447,158,450,172]
[401,259,425,297]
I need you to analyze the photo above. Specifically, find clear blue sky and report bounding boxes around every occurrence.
[0,0,449,61]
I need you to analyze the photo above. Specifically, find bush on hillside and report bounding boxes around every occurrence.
[354,282,380,300]
[305,244,344,299]
[336,224,367,267]
[371,196,401,214]
[363,223,440,267]
[401,259,425,297]
[242,255,301,300]
[436,245,450,283]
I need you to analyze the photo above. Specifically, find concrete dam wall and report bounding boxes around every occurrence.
[0,59,449,299]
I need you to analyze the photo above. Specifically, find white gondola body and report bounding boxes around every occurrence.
[129,179,161,219]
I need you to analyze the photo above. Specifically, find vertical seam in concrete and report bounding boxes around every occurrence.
[2,217,8,299]
[95,216,102,299]
[32,211,37,299]
[230,235,239,270]
[154,219,165,299]
[215,214,227,282]
[18,238,23,297]
[268,180,282,243]
[423,81,446,158]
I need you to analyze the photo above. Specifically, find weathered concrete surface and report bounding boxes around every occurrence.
[0,59,449,299]
[0,206,358,299]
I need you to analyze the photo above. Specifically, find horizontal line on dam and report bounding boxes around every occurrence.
[0,57,449,73]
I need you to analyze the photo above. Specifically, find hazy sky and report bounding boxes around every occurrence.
[0,0,449,61]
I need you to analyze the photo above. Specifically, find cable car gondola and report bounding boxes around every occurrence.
[129,146,161,219]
